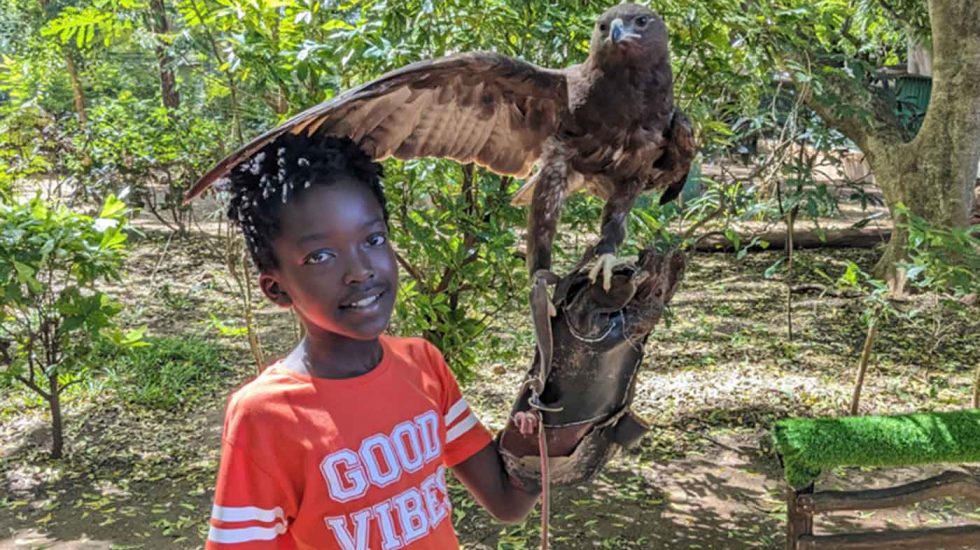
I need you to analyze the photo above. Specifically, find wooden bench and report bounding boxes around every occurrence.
[772,411,980,550]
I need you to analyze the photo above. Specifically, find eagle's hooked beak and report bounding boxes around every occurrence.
[609,18,641,44]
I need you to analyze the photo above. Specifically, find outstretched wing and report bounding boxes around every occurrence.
[654,108,696,205]
[185,52,569,202]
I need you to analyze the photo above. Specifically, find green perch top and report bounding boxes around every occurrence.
[773,410,980,490]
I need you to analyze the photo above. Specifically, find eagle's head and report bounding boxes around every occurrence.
[590,3,669,67]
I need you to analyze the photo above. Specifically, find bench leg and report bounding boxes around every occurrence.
[787,485,814,550]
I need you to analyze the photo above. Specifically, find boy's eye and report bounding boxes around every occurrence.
[304,249,335,265]
[367,233,387,247]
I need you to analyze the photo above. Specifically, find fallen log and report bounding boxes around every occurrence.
[694,227,891,252]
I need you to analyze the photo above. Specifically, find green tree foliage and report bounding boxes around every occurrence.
[0,0,812,377]
[4,0,968,378]
[899,204,980,297]
[743,0,979,279]
[0,194,143,458]
[70,94,225,232]
[387,163,527,382]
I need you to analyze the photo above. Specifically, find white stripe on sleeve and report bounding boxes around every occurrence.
[211,505,284,523]
[444,398,469,425]
[446,413,478,443]
[208,522,287,544]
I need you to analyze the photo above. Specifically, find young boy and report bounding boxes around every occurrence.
[206,132,540,549]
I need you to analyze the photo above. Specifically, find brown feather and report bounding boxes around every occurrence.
[184,52,568,203]
[653,109,697,204]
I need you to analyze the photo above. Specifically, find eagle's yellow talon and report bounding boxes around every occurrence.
[588,253,619,292]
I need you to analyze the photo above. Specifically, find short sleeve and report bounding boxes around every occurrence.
[424,342,493,467]
[207,420,297,548]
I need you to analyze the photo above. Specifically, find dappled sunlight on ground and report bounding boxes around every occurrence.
[1,211,977,548]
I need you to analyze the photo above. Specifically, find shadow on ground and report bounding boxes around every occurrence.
[0,399,225,549]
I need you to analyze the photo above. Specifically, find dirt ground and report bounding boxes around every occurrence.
[1,190,978,549]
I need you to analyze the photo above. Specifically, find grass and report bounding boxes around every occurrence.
[97,336,232,410]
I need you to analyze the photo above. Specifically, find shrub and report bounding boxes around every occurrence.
[0,194,141,458]
[898,204,979,297]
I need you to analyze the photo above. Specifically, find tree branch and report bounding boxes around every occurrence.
[761,26,909,158]
[804,67,904,150]
[58,378,83,395]
[15,374,51,400]
[394,250,426,288]
[876,0,901,24]
[680,197,727,241]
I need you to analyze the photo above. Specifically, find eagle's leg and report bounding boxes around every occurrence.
[527,142,568,317]
[527,143,568,278]
[588,191,639,291]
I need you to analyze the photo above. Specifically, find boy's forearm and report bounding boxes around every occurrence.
[491,445,541,523]
[453,442,540,523]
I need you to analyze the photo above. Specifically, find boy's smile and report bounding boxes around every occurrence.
[262,177,398,345]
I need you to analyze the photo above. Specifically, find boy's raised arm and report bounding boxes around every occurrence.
[423,340,541,523]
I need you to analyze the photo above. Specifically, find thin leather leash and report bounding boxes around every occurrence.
[529,270,561,550]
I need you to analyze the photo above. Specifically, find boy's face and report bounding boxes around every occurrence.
[260,177,398,342]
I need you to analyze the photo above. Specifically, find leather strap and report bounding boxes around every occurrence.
[536,410,550,550]
[529,270,561,412]
[529,270,559,550]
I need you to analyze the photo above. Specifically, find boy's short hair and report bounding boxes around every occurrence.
[223,133,388,273]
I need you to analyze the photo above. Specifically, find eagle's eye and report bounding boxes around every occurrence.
[636,16,649,27]
[599,22,608,32]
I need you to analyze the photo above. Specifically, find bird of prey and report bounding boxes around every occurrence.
[184,3,695,290]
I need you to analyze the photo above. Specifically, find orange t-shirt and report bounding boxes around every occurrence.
[206,336,492,550]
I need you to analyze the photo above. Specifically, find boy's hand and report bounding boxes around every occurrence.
[512,411,539,436]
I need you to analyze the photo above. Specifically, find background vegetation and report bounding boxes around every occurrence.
[1,0,977,547]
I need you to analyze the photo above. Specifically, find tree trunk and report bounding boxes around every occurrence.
[39,0,88,129]
[867,137,977,281]
[48,374,63,459]
[865,0,980,280]
[64,50,87,128]
[973,364,979,409]
[149,0,180,112]
[785,209,795,341]
[850,322,878,416]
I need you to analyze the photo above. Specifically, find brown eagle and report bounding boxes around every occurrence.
[185,3,695,289]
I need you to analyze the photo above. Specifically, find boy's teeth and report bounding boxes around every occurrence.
[350,294,379,308]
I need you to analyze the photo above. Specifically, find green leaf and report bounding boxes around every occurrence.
[13,261,34,282]
[99,194,127,219]
[838,262,861,288]
[764,258,785,279]
[208,313,249,337]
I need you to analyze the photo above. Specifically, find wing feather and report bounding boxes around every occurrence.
[655,108,697,205]
[185,52,568,202]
